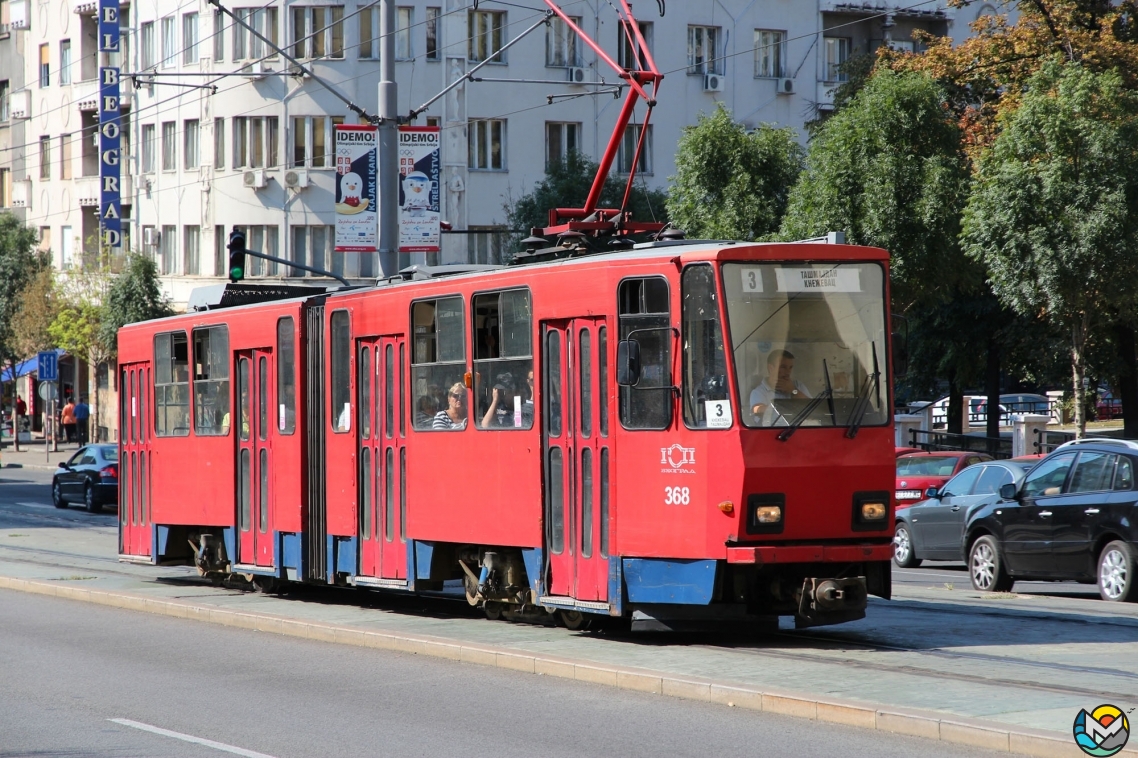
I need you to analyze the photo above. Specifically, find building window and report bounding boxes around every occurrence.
[60,40,71,85]
[395,7,413,60]
[687,25,720,75]
[183,13,199,64]
[545,121,580,169]
[290,224,333,276]
[358,6,375,58]
[214,226,226,276]
[161,16,176,69]
[754,29,786,78]
[141,22,155,70]
[233,116,279,169]
[161,121,176,171]
[546,16,580,67]
[468,119,505,170]
[292,6,344,60]
[213,10,225,61]
[0,80,9,121]
[824,36,851,82]
[184,225,200,275]
[141,124,155,173]
[291,115,342,168]
[59,133,72,180]
[468,10,504,63]
[618,20,652,70]
[618,123,652,174]
[183,120,199,169]
[213,118,224,169]
[159,224,177,274]
[154,331,191,437]
[233,7,279,60]
[39,136,50,179]
[0,168,9,207]
[39,44,49,88]
[470,227,508,264]
[426,7,439,60]
[235,225,279,276]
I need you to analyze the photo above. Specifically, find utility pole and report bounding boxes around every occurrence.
[378,0,402,277]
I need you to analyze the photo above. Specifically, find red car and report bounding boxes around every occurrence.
[895,451,992,511]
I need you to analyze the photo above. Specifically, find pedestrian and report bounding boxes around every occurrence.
[61,396,77,445]
[74,397,90,444]
[14,395,26,452]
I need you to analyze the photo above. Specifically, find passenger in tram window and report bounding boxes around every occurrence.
[749,349,811,424]
[432,383,468,430]
[427,383,446,414]
[480,373,517,428]
[524,370,535,423]
[415,395,438,428]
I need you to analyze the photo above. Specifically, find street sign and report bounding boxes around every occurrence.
[38,382,57,402]
[37,351,58,382]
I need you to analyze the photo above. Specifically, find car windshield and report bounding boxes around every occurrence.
[723,262,889,429]
[896,456,959,477]
[96,445,118,461]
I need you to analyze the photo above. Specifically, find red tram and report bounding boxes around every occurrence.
[117,239,896,629]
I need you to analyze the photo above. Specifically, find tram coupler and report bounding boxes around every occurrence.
[794,577,867,629]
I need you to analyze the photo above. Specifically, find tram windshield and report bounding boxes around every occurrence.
[722,262,889,430]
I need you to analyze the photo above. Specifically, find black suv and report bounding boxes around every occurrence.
[963,439,1138,602]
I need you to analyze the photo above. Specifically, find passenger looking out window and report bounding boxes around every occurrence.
[433,383,468,429]
[411,296,467,430]
[473,289,533,430]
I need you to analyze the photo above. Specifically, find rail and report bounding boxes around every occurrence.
[1033,428,1075,454]
[908,428,1011,459]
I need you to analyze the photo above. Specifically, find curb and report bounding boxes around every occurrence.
[2,462,62,471]
[1,575,1128,758]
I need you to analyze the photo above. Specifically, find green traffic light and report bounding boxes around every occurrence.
[229,266,244,281]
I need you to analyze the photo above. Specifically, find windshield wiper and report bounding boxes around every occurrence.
[822,358,836,425]
[777,385,832,442]
[845,342,881,439]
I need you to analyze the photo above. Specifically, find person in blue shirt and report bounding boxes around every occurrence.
[73,398,90,444]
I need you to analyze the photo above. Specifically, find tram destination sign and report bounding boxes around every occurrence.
[98,0,122,256]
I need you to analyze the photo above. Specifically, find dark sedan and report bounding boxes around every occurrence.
[894,459,1033,568]
[963,439,1138,601]
[52,444,119,513]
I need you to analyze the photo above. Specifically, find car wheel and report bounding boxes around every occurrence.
[893,523,922,568]
[52,480,67,509]
[969,535,1013,592]
[1098,541,1138,602]
[84,481,101,513]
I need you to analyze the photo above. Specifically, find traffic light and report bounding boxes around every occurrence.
[227,228,246,282]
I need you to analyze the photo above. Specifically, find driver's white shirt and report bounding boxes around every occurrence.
[749,378,812,409]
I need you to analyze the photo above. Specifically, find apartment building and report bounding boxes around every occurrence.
[5,0,999,310]
[0,0,28,222]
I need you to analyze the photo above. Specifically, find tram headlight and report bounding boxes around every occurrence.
[754,505,782,524]
[852,491,891,531]
[860,502,887,521]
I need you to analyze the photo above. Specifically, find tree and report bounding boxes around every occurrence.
[962,61,1138,437]
[665,104,803,240]
[504,151,668,248]
[100,253,173,354]
[11,266,60,360]
[0,214,47,451]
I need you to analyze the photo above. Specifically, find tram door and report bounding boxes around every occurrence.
[358,336,408,580]
[543,318,609,602]
[119,363,152,557]
[235,350,275,567]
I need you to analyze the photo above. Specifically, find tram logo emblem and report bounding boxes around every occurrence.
[1074,704,1130,756]
[660,444,696,473]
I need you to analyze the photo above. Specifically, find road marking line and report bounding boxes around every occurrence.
[109,718,279,758]
[14,502,54,510]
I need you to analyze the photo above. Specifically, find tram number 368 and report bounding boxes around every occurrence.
[664,487,691,505]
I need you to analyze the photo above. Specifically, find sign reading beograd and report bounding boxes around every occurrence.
[98,0,122,256]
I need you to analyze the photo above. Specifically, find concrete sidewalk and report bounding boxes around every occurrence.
[0,437,88,470]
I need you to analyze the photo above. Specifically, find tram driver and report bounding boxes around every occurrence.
[749,349,811,425]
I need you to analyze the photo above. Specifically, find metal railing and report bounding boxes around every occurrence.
[908,428,1012,459]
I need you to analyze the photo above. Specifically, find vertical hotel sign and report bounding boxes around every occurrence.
[98,0,122,256]
[334,124,378,252]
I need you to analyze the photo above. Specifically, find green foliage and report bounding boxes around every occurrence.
[49,303,103,359]
[665,104,804,240]
[0,213,48,378]
[780,69,972,308]
[99,253,174,356]
[12,266,60,359]
[504,150,668,247]
[962,60,1138,434]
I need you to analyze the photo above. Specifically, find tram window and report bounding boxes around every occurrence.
[581,447,593,558]
[579,328,592,438]
[330,310,352,432]
[472,289,533,430]
[238,357,251,441]
[259,448,269,533]
[548,447,564,554]
[192,326,230,436]
[258,357,268,441]
[399,447,407,542]
[385,447,395,541]
[399,344,406,437]
[599,447,610,558]
[277,317,296,434]
[682,265,728,429]
[361,448,372,538]
[359,346,372,440]
[385,344,394,438]
[410,296,468,430]
[545,330,562,437]
[239,448,251,531]
[599,327,608,437]
[618,277,672,430]
[154,331,190,436]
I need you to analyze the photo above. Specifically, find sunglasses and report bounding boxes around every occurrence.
[450,393,466,400]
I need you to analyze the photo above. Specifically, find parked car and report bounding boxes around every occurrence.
[1096,389,1123,420]
[52,444,119,513]
[894,459,1034,568]
[895,451,992,512]
[963,438,1138,601]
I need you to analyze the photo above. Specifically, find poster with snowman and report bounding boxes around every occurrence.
[397,126,441,253]
[334,124,378,252]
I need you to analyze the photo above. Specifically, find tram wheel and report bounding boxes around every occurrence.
[484,601,503,620]
[252,576,279,594]
[464,575,480,607]
[558,609,592,631]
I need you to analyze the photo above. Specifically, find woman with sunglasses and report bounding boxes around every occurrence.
[432,382,469,430]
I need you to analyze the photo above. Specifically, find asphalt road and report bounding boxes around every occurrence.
[0,589,1003,758]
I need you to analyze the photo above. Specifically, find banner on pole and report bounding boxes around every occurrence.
[398,126,441,253]
[98,0,122,257]
[334,124,378,253]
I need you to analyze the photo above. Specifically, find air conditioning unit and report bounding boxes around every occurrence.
[243,169,267,189]
[9,90,30,120]
[143,227,159,246]
[249,60,274,79]
[11,179,30,208]
[284,169,308,189]
[777,77,795,95]
[567,66,587,85]
[703,73,723,92]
